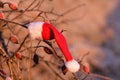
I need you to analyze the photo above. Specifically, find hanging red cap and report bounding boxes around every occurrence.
[28,22,80,72]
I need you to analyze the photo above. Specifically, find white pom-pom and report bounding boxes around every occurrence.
[28,22,44,40]
[65,59,80,72]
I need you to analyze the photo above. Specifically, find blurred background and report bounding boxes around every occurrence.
[1,0,120,80]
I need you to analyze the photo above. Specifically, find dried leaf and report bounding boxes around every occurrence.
[33,53,39,64]
[0,1,4,8]
[43,47,53,54]
[61,64,68,75]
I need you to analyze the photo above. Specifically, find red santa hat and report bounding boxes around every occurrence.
[28,22,80,72]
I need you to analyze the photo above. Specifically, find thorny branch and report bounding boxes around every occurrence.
[0,0,113,80]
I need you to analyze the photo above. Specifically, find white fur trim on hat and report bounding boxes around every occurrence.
[65,59,80,72]
[28,22,44,40]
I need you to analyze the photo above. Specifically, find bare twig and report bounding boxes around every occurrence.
[11,0,36,20]
[61,4,85,16]
[6,59,17,80]
[91,73,112,80]
[43,60,65,80]
[0,31,10,57]
[0,19,28,28]
[14,34,29,54]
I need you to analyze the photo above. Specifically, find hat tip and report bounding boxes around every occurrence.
[65,59,80,72]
